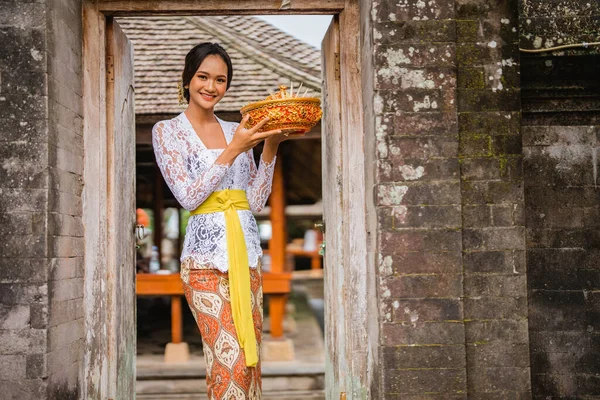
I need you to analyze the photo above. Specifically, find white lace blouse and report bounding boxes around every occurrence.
[152,112,276,272]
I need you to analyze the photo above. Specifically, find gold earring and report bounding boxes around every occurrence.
[177,82,187,106]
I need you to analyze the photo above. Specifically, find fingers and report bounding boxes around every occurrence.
[249,117,270,133]
[254,129,283,141]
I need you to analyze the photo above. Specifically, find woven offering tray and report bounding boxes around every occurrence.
[240,83,323,135]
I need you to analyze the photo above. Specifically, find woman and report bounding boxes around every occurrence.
[152,42,285,399]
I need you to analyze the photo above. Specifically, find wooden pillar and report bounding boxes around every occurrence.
[268,159,286,338]
[171,296,182,344]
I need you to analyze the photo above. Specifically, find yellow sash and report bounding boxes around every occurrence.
[190,189,258,367]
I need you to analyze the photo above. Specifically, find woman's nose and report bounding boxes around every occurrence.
[206,79,216,92]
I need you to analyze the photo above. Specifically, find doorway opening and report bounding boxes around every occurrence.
[82,2,373,399]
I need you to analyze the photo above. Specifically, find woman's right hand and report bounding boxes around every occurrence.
[216,116,281,166]
[228,115,282,154]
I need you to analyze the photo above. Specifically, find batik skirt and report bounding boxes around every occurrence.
[180,258,263,400]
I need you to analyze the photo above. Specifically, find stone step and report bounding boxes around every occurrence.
[137,389,325,399]
[137,361,325,397]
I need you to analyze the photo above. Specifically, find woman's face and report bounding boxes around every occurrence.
[186,54,228,110]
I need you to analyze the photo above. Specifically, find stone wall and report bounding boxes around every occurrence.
[520,1,600,394]
[0,0,84,399]
[373,0,531,397]
[372,0,468,396]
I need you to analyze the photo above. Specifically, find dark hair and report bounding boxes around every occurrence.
[181,43,233,102]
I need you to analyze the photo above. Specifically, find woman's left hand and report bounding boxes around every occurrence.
[263,131,290,147]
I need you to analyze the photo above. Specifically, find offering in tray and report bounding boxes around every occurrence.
[240,82,323,135]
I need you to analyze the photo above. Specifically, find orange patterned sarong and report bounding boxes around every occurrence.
[181,259,263,399]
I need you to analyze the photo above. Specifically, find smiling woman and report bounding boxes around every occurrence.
[151,42,288,399]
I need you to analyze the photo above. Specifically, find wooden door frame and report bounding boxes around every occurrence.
[82,0,377,398]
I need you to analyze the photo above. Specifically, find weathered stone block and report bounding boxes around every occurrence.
[463,203,521,227]
[379,205,462,229]
[526,228,600,249]
[0,234,46,258]
[519,16,600,50]
[388,136,458,159]
[0,161,48,189]
[49,278,82,303]
[377,181,461,206]
[462,180,524,204]
[457,67,486,89]
[403,181,462,205]
[47,213,83,237]
[383,344,466,369]
[0,304,30,329]
[50,257,84,281]
[383,321,465,345]
[0,3,45,29]
[0,94,48,123]
[384,368,466,394]
[459,111,521,136]
[465,319,529,343]
[373,0,455,23]
[458,89,521,112]
[0,283,47,306]
[26,353,46,378]
[385,273,463,299]
[47,338,81,376]
[378,158,460,183]
[461,158,508,181]
[30,303,47,329]
[374,44,456,69]
[382,229,463,253]
[0,258,48,283]
[48,298,83,327]
[528,290,587,331]
[467,366,531,393]
[464,274,527,297]
[1,378,47,400]
[374,20,456,45]
[0,354,26,380]
[386,251,463,274]
[464,296,528,320]
[376,65,455,90]
[0,328,46,355]
[463,227,525,251]
[378,89,445,114]
[0,27,46,71]
[0,213,34,236]
[0,116,48,144]
[394,112,458,136]
[392,298,463,322]
[464,250,526,274]
[467,342,530,368]
[48,319,83,352]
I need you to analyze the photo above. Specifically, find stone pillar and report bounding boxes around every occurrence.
[0,0,84,399]
[373,0,468,397]
[456,0,531,397]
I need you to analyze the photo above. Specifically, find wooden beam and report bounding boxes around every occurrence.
[98,0,344,16]
[136,272,290,296]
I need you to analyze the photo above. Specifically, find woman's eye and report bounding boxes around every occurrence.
[218,79,226,83]
[197,75,207,80]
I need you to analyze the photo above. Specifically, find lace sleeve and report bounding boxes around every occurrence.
[152,121,230,211]
[246,149,277,212]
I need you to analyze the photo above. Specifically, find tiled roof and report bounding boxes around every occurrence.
[118,16,322,115]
